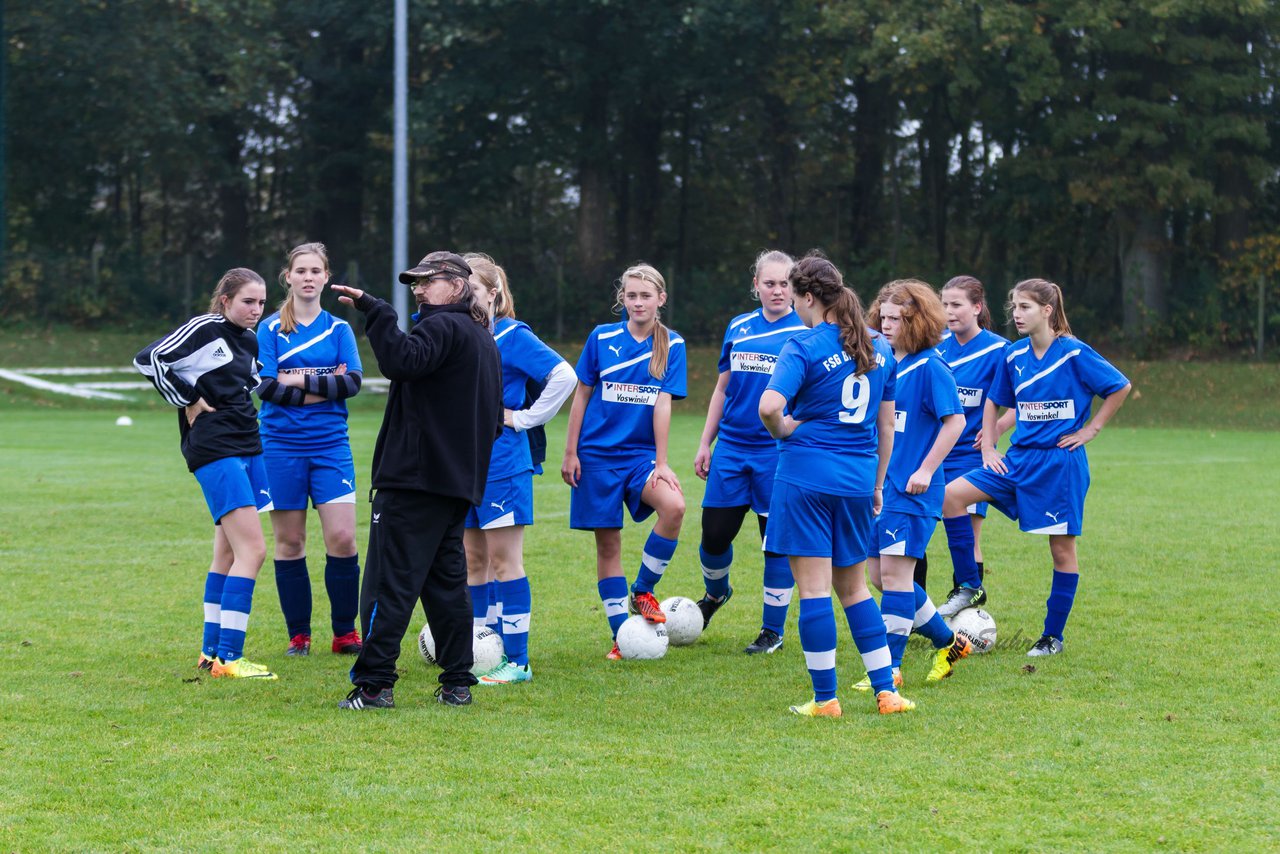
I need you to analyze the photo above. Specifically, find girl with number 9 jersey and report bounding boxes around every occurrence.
[758,254,913,717]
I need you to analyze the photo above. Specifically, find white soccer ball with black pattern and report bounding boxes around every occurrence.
[944,608,997,655]
[659,596,703,646]
[418,623,507,674]
[616,615,669,659]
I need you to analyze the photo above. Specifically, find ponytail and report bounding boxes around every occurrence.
[1008,278,1073,338]
[789,253,877,375]
[614,262,672,379]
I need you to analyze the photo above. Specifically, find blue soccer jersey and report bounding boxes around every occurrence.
[936,328,1010,463]
[489,317,566,479]
[257,310,362,453]
[884,349,965,518]
[991,336,1129,449]
[717,309,807,446]
[766,323,896,497]
[575,322,687,465]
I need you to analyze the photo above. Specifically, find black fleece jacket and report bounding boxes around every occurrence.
[356,293,503,505]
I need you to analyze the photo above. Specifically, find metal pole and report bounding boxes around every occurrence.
[393,0,409,330]
[1258,274,1266,360]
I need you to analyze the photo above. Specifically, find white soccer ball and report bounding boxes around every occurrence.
[945,608,997,655]
[659,596,703,646]
[115,415,133,426]
[615,614,669,660]
[418,623,506,674]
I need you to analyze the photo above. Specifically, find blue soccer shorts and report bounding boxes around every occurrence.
[875,509,938,560]
[703,438,778,516]
[960,445,1090,536]
[570,454,656,530]
[194,454,273,524]
[466,472,535,530]
[262,448,357,510]
[764,481,874,568]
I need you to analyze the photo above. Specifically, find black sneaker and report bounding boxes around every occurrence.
[743,628,783,655]
[435,684,473,706]
[338,686,395,710]
[936,585,987,618]
[1027,635,1064,657]
[695,587,733,629]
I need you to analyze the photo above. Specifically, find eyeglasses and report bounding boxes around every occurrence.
[411,275,455,287]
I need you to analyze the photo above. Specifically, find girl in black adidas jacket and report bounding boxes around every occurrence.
[331,251,503,710]
[135,268,279,681]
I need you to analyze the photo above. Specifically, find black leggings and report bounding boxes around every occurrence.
[700,505,783,559]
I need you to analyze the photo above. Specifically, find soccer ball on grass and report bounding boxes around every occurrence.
[418,623,506,674]
[944,607,996,655]
[615,615,669,659]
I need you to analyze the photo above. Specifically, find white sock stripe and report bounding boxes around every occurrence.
[603,597,628,617]
[762,586,793,606]
[883,614,913,636]
[220,610,250,633]
[802,648,837,671]
[913,598,938,628]
[203,603,221,622]
[485,603,498,622]
[473,616,487,629]
[861,646,892,672]
[641,553,670,576]
[500,613,531,634]
[701,565,730,580]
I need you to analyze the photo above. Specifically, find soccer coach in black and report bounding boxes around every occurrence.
[332,251,502,709]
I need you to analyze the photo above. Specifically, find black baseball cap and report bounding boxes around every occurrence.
[398,251,473,284]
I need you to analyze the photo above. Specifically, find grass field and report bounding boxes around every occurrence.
[1,332,1278,850]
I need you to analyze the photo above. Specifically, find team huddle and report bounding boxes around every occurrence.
[135,244,1130,715]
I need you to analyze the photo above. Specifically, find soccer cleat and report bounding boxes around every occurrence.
[789,698,842,718]
[196,653,215,671]
[211,657,278,680]
[937,585,987,618]
[331,631,362,655]
[1027,635,1064,657]
[338,686,394,710]
[606,642,623,661]
[876,690,917,714]
[286,634,311,656]
[852,668,903,692]
[926,634,974,682]
[629,591,667,624]
[435,684,473,706]
[695,586,733,629]
[478,661,533,685]
[743,628,783,655]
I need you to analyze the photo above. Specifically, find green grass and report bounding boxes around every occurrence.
[2,399,1278,849]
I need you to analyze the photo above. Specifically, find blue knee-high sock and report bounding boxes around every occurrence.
[699,544,732,600]
[633,531,677,595]
[324,554,359,637]
[844,597,895,694]
[217,576,257,662]
[498,577,531,666]
[761,555,793,635]
[912,583,955,649]
[944,515,982,589]
[598,576,629,639]
[273,557,311,639]
[798,597,839,702]
[468,584,488,629]
[489,580,505,643]
[1044,570,1079,640]
[202,572,227,657]
[881,589,916,669]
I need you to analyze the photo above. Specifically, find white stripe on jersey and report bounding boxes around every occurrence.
[597,328,625,340]
[728,311,760,330]
[731,325,806,345]
[493,324,518,343]
[599,352,654,378]
[803,647,837,671]
[151,314,223,406]
[277,322,348,364]
[947,341,1005,369]
[1006,342,1030,362]
[1014,349,1081,396]
[896,358,930,380]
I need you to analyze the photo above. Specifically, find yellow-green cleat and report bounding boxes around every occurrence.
[853,668,902,692]
[926,634,973,682]
[211,656,278,680]
[876,690,916,714]
[789,698,842,718]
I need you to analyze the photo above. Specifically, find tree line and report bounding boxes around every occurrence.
[4,0,1278,352]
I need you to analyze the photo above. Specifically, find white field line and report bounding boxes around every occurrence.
[0,367,390,399]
